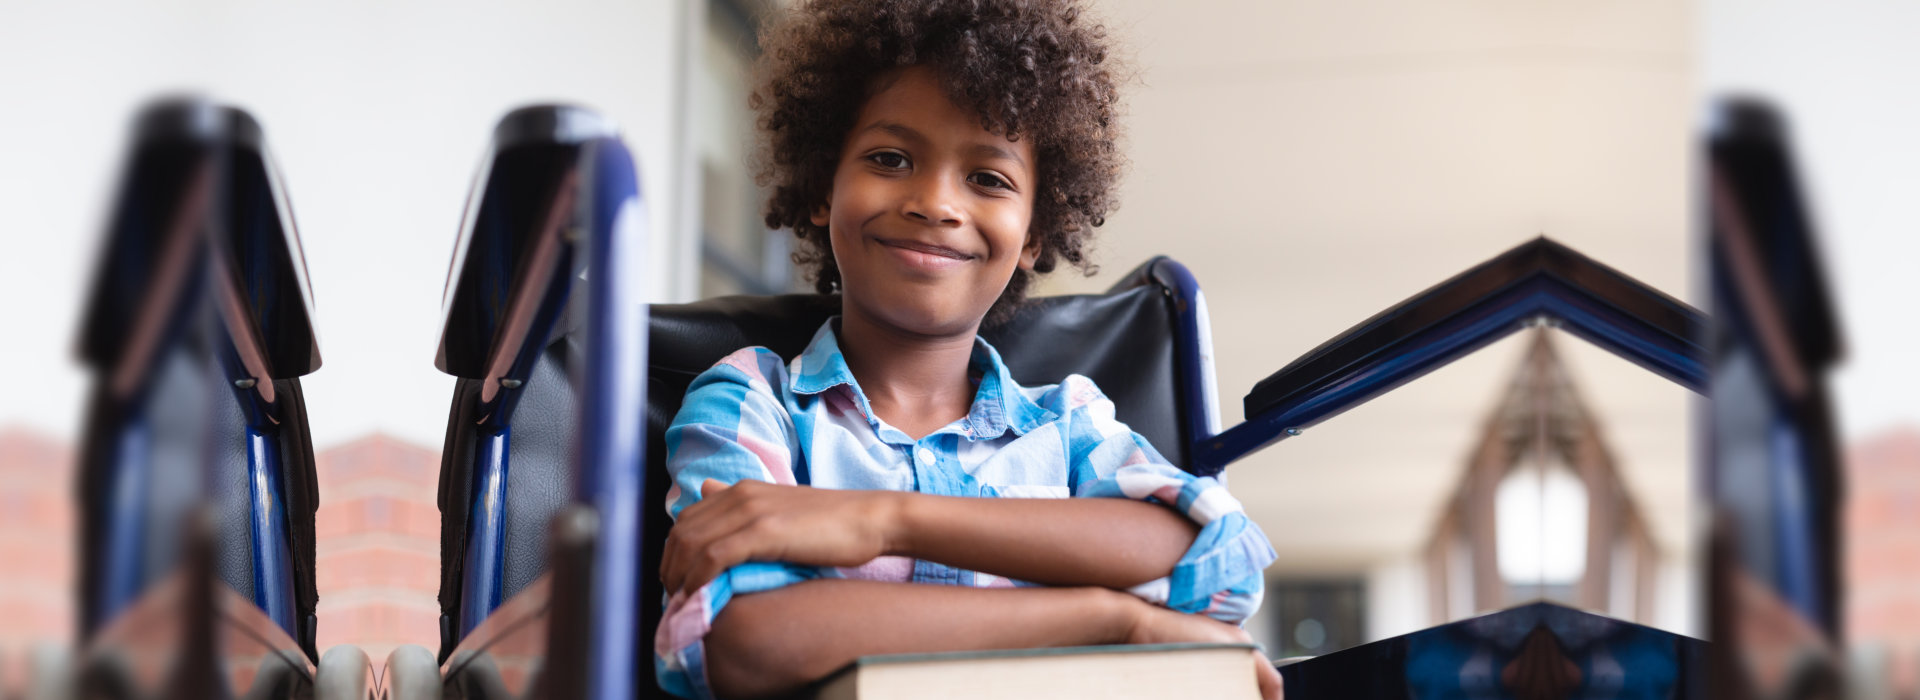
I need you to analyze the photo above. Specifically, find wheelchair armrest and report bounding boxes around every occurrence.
[1189,237,1706,476]
[78,98,320,386]
[435,105,618,385]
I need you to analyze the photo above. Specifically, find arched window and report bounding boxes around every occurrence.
[1495,454,1588,590]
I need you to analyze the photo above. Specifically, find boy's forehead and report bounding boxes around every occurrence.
[852,66,1031,157]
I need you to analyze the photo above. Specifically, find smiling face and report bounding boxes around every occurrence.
[810,66,1040,339]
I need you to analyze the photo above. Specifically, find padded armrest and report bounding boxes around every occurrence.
[78,98,320,381]
[436,105,618,382]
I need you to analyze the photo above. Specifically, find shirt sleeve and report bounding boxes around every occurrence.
[1055,376,1277,625]
[654,349,822,700]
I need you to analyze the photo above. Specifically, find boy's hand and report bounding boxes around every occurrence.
[1120,597,1284,700]
[661,479,901,595]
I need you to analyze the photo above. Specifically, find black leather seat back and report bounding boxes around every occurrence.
[502,337,580,600]
[434,334,582,650]
[643,285,1185,466]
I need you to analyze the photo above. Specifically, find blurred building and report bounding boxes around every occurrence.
[1265,333,1683,659]
[312,434,442,664]
[1846,427,1920,693]
[0,426,75,671]
[1424,333,1663,623]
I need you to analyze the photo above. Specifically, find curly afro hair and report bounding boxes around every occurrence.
[751,0,1126,325]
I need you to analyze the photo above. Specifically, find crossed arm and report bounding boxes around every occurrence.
[661,479,1201,593]
[662,480,1282,700]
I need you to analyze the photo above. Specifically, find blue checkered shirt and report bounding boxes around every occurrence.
[654,320,1275,699]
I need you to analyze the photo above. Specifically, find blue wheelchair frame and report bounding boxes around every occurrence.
[75,98,323,696]
[1197,237,1706,476]
[435,107,646,700]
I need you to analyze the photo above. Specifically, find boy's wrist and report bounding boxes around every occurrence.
[877,489,916,558]
[1093,588,1144,644]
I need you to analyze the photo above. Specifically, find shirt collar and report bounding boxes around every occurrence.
[788,318,1057,439]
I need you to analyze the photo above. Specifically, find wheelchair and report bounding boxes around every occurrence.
[427,103,1712,699]
[70,98,377,700]
[1704,98,1849,699]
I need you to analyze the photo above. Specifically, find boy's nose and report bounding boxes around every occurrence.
[902,175,964,226]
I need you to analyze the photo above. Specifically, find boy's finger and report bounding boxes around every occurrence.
[700,478,730,497]
[660,520,696,588]
[661,507,719,585]
[665,500,753,559]
[663,516,748,593]
[683,536,747,594]
[664,527,719,593]
[660,531,685,591]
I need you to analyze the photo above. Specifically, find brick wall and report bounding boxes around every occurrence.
[313,434,442,665]
[1846,426,1920,693]
[0,426,75,694]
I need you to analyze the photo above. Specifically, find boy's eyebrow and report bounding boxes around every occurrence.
[862,121,927,144]
[967,143,1028,169]
[860,121,1029,169]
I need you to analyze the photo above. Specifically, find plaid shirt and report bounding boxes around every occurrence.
[655,320,1276,699]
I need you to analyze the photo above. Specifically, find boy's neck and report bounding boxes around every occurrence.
[836,311,979,441]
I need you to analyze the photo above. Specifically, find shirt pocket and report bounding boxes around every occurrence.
[993,484,1071,499]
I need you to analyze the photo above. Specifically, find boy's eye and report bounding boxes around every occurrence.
[968,172,1011,190]
[868,151,910,169]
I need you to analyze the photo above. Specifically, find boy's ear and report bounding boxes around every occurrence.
[1018,233,1042,271]
[810,203,830,228]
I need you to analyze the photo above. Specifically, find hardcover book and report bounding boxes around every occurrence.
[811,642,1265,700]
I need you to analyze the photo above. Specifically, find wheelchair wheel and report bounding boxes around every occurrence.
[317,645,373,700]
[71,651,136,700]
[382,645,442,700]
[23,643,74,700]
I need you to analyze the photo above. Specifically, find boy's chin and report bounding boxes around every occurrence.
[851,296,990,339]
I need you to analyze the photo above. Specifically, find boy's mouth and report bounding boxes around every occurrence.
[875,237,976,264]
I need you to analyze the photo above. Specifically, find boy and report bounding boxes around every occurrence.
[656,1,1281,698]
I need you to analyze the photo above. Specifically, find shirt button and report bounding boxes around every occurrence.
[916,448,936,465]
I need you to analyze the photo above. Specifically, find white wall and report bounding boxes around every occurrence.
[1656,554,1702,638]
[0,0,687,448]
[1366,555,1433,642]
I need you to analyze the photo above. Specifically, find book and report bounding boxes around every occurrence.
[810,643,1264,700]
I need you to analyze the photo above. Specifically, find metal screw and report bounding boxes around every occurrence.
[500,378,523,389]
[1285,427,1303,436]
[233,378,256,389]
